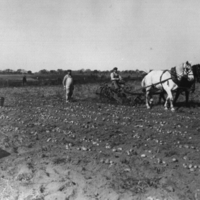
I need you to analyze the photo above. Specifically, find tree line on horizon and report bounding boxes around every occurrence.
[0,68,146,75]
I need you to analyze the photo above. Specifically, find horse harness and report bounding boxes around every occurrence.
[144,70,171,89]
[160,70,170,87]
[170,67,180,86]
[144,66,193,90]
[171,66,194,87]
[149,70,170,90]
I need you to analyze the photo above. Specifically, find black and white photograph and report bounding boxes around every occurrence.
[0,0,200,199]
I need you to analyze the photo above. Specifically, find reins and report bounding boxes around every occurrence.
[143,78,172,89]
[160,70,169,87]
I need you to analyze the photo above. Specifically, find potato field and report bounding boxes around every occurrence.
[0,83,200,200]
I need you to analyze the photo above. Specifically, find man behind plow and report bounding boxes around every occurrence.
[110,67,125,90]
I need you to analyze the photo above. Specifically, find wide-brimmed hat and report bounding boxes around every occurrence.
[113,67,118,71]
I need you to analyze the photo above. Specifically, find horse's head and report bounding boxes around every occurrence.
[183,61,194,81]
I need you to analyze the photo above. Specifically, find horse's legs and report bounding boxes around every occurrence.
[185,90,189,106]
[169,100,175,111]
[169,92,175,111]
[149,93,153,106]
[173,90,180,105]
[164,88,175,111]
[145,90,151,109]
[164,99,168,110]
[158,92,166,104]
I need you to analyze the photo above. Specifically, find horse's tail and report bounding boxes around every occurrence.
[141,76,147,93]
[141,76,146,88]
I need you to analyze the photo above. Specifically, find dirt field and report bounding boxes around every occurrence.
[0,84,200,200]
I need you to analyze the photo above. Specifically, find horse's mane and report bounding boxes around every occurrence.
[192,64,200,83]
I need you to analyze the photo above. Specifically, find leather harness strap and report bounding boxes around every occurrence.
[170,67,182,86]
[144,71,171,89]
[160,70,169,87]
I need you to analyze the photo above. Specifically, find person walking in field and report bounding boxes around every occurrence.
[110,67,124,89]
[22,75,27,86]
[62,70,74,103]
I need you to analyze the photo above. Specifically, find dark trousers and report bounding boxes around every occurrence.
[112,81,120,89]
[112,80,124,89]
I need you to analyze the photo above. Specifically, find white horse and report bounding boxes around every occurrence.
[141,62,194,111]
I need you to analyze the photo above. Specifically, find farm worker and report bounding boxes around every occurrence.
[62,70,74,102]
[22,75,27,86]
[110,67,124,89]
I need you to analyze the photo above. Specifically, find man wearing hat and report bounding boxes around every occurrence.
[110,67,124,89]
[62,70,74,102]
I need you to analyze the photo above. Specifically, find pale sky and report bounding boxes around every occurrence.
[0,0,200,72]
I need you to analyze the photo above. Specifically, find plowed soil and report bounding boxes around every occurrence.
[0,85,200,200]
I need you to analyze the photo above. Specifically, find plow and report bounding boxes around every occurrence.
[95,80,195,106]
[95,65,200,107]
[96,82,147,106]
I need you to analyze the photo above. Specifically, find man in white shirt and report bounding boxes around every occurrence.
[110,67,123,89]
[62,70,74,102]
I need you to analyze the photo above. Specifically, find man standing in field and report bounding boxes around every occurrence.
[62,70,74,103]
[22,75,27,86]
[110,67,124,89]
